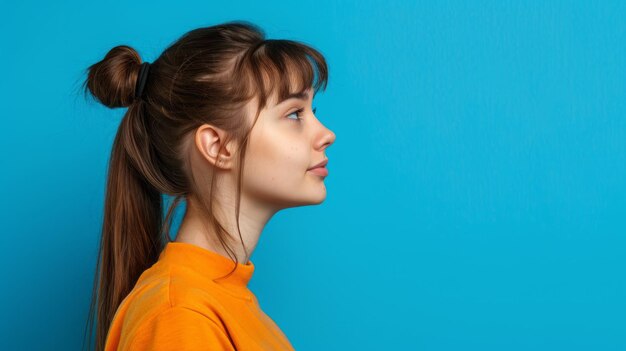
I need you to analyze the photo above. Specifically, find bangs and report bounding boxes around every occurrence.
[242,39,328,111]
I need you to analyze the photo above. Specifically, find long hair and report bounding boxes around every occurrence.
[80,20,328,351]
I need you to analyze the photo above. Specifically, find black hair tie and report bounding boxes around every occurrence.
[134,62,151,99]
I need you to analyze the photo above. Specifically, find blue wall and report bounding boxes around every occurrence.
[1,1,624,350]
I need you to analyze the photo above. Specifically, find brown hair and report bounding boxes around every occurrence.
[80,20,328,351]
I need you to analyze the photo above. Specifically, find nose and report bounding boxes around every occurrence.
[316,126,335,151]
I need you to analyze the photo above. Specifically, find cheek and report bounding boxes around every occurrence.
[244,124,308,184]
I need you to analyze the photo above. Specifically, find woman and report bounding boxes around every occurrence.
[82,20,336,351]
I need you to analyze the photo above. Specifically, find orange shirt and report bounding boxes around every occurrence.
[104,241,296,350]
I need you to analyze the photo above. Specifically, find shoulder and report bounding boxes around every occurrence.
[113,263,240,350]
[132,260,226,311]
[128,305,236,351]
[121,262,229,332]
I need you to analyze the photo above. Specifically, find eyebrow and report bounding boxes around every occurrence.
[278,90,315,104]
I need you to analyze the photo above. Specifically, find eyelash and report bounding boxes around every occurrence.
[287,107,317,122]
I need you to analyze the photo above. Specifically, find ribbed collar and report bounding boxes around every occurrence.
[159,241,255,299]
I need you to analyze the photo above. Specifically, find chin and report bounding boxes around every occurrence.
[308,187,327,205]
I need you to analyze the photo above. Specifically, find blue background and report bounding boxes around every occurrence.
[1,1,625,350]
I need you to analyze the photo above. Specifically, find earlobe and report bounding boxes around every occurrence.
[195,124,235,169]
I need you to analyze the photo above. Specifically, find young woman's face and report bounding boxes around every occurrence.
[242,87,336,210]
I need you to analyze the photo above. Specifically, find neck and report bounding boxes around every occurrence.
[175,192,278,264]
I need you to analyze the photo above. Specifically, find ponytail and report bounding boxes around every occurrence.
[81,46,174,351]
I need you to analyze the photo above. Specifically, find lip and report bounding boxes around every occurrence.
[308,166,328,177]
[308,158,328,170]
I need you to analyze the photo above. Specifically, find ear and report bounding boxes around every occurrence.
[194,124,237,170]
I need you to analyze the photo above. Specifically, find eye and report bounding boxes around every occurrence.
[286,106,317,122]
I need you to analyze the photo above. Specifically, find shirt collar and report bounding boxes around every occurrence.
[159,241,255,299]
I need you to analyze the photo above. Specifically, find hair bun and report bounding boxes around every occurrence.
[83,45,144,108]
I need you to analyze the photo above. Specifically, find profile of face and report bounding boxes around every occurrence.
[241,87,336,210]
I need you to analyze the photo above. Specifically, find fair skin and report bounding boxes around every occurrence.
[175,87,336,264]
